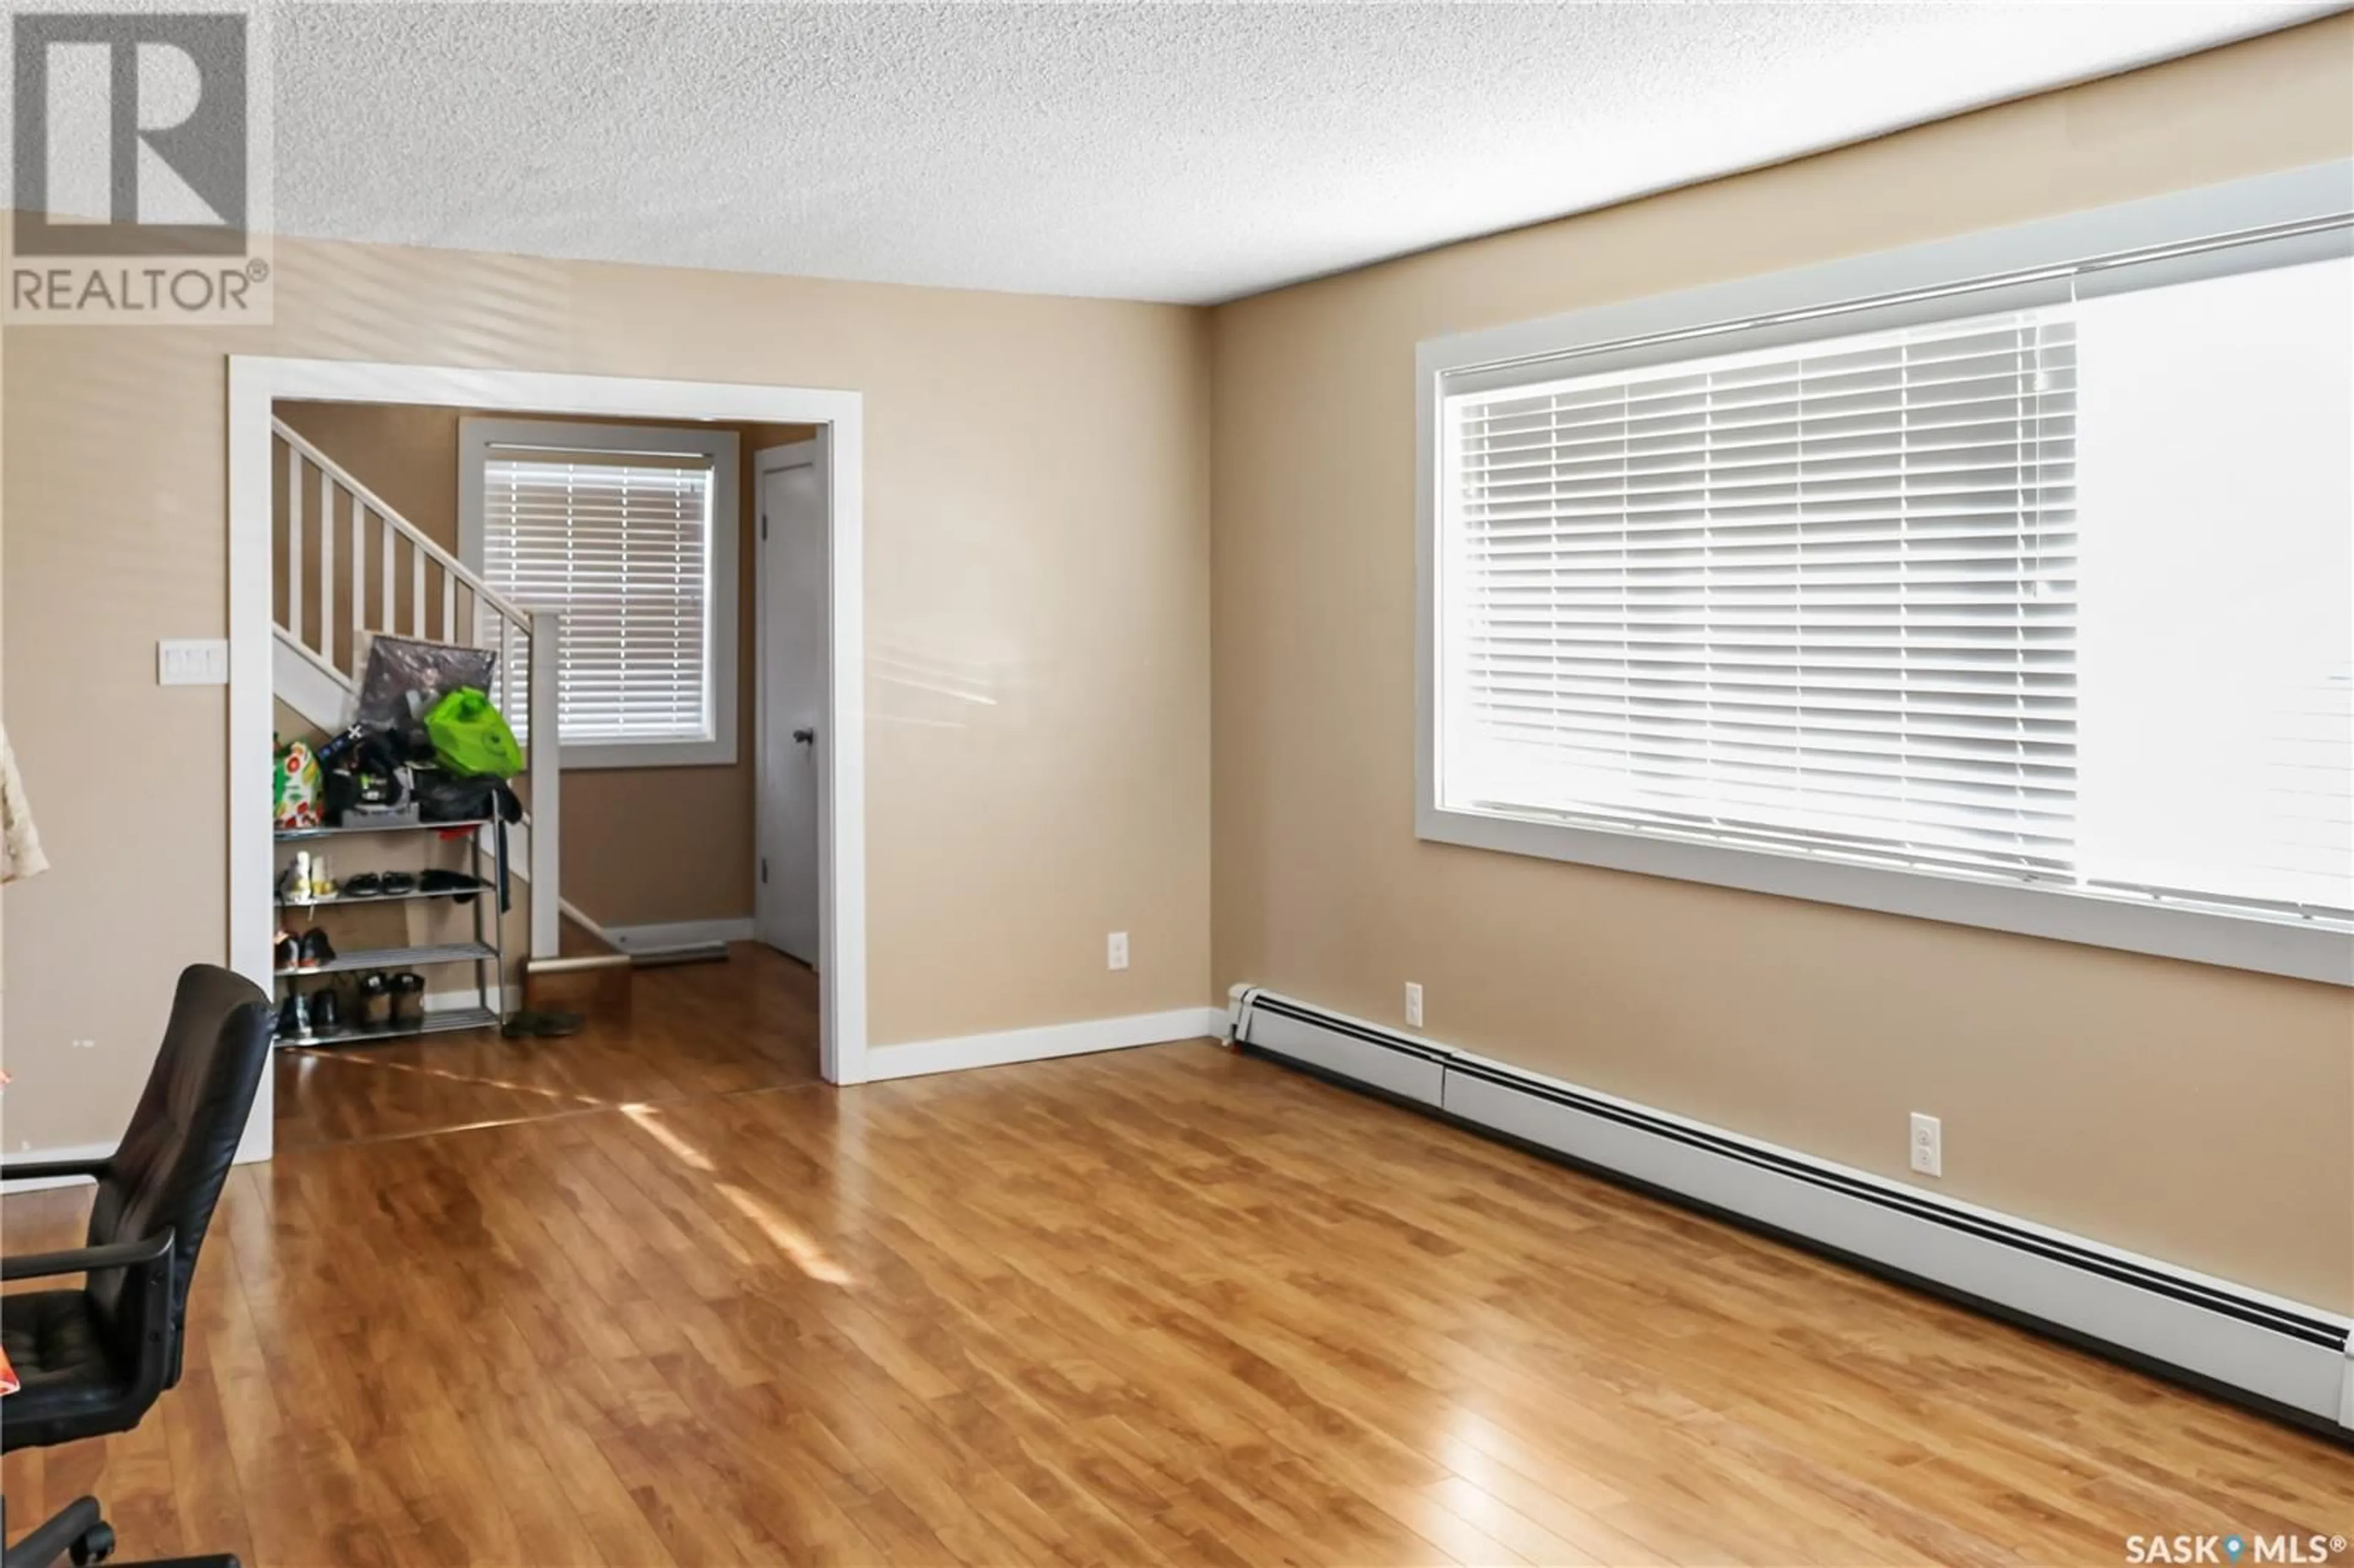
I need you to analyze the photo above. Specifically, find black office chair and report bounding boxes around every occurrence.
[1,965,273,1568]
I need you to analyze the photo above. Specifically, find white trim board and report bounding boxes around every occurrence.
[233,357,871,1143]
[1,1141,116,1195]
[865,1007,1228,1083]
[1228,984,2354,1435]
[606,918,757,953]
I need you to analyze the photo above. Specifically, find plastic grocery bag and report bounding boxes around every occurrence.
[424,687,524,778]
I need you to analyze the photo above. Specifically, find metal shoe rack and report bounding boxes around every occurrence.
[273,818,506,1045]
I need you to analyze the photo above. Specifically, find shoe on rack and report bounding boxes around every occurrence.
[297,927,336,969]
[273,930,300,972]
[357,971,392,1029]
[342,872,384,898]
[275,991,308,1041]
[418,869,485,904]
[389,971,425,1029]
[379,871,419,897]
[308,987,342,1035]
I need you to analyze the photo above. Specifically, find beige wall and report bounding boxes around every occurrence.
[1208,17,2354,1311]
[1,242,1213,1149]
[272,402,810,930]
[4,18,2347,1311]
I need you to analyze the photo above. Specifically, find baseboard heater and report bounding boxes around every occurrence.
[1228,985,2354,1439]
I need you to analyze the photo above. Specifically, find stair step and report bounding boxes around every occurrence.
[525,956,631,1024]
[527,952,631,976]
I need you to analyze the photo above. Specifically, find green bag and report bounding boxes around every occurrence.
[423,687,524,778]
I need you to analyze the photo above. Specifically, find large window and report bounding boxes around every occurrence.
[1420,166,2353,983]
[460,419,740,769]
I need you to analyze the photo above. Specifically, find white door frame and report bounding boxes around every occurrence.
[752,440,822,964]
[228,358,872,1160]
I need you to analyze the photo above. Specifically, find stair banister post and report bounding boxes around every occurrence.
[528,609,562,963]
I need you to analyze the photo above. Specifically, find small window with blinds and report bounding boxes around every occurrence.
[1422,186,2353,984]
[460,419,741,769]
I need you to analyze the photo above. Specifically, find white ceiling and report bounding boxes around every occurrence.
[258,1,2342,304]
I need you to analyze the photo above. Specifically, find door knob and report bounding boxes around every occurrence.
[792,727,816,745]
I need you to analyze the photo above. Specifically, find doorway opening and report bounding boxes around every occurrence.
[230,359,870,1160]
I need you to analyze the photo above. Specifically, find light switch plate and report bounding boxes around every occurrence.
[157,638,230,686]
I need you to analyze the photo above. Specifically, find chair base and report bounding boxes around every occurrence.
[2,1494,109,1568]
[1,1494,238,1568]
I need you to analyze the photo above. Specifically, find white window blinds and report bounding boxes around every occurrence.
[1442,307,2081,884]
[1438,249,2354,931]
[481,454,717,747]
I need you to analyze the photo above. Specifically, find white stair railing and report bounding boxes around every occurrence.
[273,417,562,962]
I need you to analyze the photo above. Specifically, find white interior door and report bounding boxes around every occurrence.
[756,444,825,966]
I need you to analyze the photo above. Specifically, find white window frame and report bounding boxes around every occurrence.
[1416,161,2354,987]
[459,416,741,770]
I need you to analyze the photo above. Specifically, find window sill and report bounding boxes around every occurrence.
[1416,802,2353,988]
[556,737,738,771]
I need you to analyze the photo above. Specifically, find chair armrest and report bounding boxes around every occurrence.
[0,1155,110,1184]
[0,1227,174,1282]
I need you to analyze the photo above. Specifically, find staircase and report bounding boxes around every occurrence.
[272,417,612,1014]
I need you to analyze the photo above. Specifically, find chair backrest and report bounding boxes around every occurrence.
[83,963,274,1387]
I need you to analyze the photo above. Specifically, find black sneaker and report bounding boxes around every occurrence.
[417,869,484,904]
[298,928,336,969]
[274,931,299,972]
[309,988,342,1035]
[276,991,308,1041]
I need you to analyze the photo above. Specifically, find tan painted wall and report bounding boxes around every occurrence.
[1208,17,2354,1311]
[272,402,811,929]
[3,18,2346,1311]
[1,241,1212,1149]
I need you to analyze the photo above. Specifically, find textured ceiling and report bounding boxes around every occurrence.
[254,2,2354,302]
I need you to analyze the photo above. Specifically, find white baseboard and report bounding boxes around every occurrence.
[1231,985,2354,1434]
[606,917,756,953]
[866,1005,1228,1083]
[1,1139,117,1194]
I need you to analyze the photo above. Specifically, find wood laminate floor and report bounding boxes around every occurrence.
[4,947,2347,1565]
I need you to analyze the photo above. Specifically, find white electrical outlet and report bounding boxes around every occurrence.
[1107,931,1129,971]
[1404,981,1424,1029]
[1909,1113,1943,1178]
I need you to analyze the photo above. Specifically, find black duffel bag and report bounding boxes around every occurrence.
[413,769,522,826]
